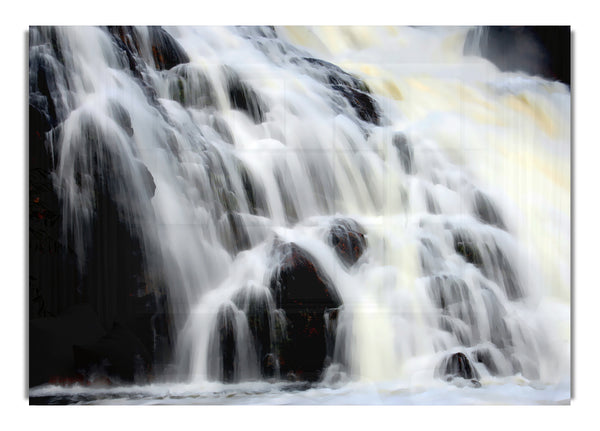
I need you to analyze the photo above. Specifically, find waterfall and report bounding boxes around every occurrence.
[29,25,570,402]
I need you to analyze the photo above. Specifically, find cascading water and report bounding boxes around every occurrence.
[28,25,570,404]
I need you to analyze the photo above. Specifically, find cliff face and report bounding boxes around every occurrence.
[464,26,571,86]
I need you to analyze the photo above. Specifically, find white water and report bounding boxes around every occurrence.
[29,25,570,404]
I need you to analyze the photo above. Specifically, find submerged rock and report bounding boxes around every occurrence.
[436,352,481,387]
[328,218,367,267]
[269,241,343,381]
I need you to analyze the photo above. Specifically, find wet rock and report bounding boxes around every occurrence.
[224,66,267,123]
[464,26,570,86]
[473,190,505,229]
[328,218,367,267]
[269,241,343,381]
[137,161,156,198]
[232,286,280,378]
[297,57,381,125]
[453,232,483,266]
[239,163,268,217]
[436,352,481,385]
[108,100,134,137]
[261,353,278,379]
[218,212,252,255]
[392,132,414,174]
[147,26,189,71]
[167,64,216,108]
[73,322,152,384]
[211,303,238,383]
[331,84,380,125]
[29,304,106,387]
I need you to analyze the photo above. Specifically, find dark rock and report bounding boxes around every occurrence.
[239,163,268,217]
[224,67,267,124]
[232,286,281,378]
[436,352,480,383]
[261,353,278,379]
[137,160,156,198]
[392,132,414,174]
[218,212,252,255]
[147,26,190,71]
[453,232,483,266]
[328,218,367,267]
[209,303,238,383]
[297,57,380,125]
[331,84,380,125]
[29,304,106,387]
[107,100,134,137]
[301,57,369,92]
[167,64,216,108]
[269,241,342,381]
[464,26,570,86]
[73,322,152,384]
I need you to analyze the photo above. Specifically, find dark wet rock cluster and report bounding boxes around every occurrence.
[436,352,481,387]
[29,27,174,388]
[328,218,367,267]
[294,57,381,126]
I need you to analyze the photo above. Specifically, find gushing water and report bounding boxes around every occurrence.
[29,25,570,403]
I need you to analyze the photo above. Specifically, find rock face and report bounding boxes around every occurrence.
[73,322,152,384]
[108,26,190,71]
[269,241,343,381]
[464,26,570,86]
[28,27,173,388]
[29,304,106,387]
[328,218,367,267]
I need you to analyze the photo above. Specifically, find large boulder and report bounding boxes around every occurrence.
[269,241,343,381]
[328,218,367,267]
